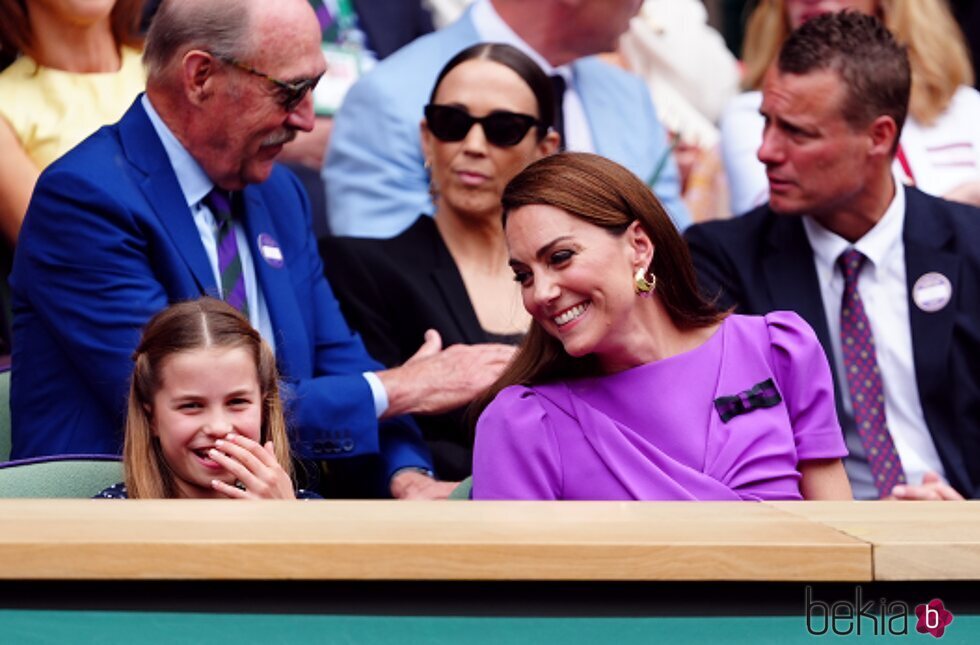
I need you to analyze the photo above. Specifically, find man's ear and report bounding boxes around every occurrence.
[867,114,898,159]
[182,50,219,106]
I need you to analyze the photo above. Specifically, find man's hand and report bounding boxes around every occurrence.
[377,329,517,417]
[887,471,964,501]
[390,470,459,499]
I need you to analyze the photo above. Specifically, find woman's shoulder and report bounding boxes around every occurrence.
[726,309,811,331]
[724,311,820,350]
[0,57,40,119]
[487,383,543,410]
[483,383,570,419]
[0,55,38,85]
[483,382,587,428]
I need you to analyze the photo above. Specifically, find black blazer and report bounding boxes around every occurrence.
[684,187,980,498]
[320,216,521,479]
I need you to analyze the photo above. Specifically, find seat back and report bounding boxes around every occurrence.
[448,476,472,500]
[0,455,124,498]
[0,366,10,462]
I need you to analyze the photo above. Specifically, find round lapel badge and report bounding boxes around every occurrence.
[257,233,284,269]
[912,272,952,312]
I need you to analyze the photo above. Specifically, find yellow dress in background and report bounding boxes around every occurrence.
[0,45,146,170]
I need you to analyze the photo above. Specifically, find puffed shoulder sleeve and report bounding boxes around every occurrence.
[765,311,848,461]
[471,386,562,500]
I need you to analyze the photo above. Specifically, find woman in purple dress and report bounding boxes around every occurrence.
[472,152,851,501]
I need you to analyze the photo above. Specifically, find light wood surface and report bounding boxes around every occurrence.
[0,500,869,581]
[769,501,980,580]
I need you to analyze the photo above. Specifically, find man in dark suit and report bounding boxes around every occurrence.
[685,12,980,500]
[10,0,510,498]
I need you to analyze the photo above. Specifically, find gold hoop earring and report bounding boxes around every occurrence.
[634,267,655,296]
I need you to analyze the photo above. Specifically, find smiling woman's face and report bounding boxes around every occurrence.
[785,0,878,30]
[506,203,656,373]
[421,59,554,223]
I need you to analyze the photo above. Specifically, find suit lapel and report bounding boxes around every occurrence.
[425,223,485,345]
[241,187,311,377]
[117,99,216,294]
[572,59,619,163]
[762,216,833,352]
[903,190,959,395]
[902,189,968,489]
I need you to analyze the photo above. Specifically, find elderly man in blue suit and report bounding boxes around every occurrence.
[686,13,980,501]
[10,0,513,498]
[323,0,690,237]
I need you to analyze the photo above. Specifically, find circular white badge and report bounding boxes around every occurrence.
[912,272,952,312]
[257,233,284,269]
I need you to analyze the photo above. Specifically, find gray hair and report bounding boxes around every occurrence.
[143,0,252,81]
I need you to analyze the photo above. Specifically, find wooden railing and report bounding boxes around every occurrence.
[0,500,977,581]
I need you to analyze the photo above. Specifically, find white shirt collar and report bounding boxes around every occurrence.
[803,176,905,273]
[141,94,216,209]
[471,0,572,81]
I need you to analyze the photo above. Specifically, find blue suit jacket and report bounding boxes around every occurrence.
[685,187,980,498]
[323,4,690,237]
[10,99,432,484]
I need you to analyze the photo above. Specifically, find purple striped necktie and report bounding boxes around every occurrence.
[203,189,249,317]
[838,248,905,497]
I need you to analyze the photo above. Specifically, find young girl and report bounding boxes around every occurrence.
[97,297,318,499]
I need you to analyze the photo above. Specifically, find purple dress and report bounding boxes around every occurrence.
[472,312,847,501]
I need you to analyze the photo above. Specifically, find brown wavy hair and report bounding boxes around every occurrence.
[123,297,292,498]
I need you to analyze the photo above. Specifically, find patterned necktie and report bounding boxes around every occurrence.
[204,189,249,317]
[549,74,567,151]
[838,248,905,497]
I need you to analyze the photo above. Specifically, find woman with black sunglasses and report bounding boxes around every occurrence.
[321,43,559,481]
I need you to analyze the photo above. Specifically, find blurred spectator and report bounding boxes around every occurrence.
[0,0,145,245]
[721,0,980,215]
[323,0,689,238]
[950,0,980,90]
[0,0,145,356]
[322,43,556,478]
[429,0,737,223]
[279,0,436,172]
[614,0,740,222]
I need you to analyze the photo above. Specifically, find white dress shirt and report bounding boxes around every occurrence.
[803,182,945,498]
[471,0,595,153]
